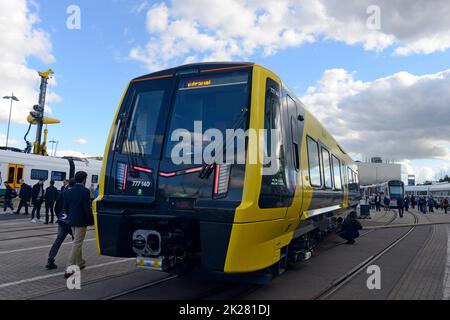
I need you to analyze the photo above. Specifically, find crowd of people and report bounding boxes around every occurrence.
[2,174,100,278]
[3,180,99,223]
[367,192,449,216]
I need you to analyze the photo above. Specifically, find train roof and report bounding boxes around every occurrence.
[132,62,255,82]
[405,183,450,191]
[0,149,102,167]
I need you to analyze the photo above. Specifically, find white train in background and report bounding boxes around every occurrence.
[0,150,102,196]
[405,183,450,202]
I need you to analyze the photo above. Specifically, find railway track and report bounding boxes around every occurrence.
[311,210,419,300]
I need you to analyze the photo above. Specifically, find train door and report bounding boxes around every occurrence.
[7,164,25,189]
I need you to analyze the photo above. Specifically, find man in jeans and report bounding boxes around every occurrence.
[31,179,45,222]
[45,179,75,270]
[64,172,94,279]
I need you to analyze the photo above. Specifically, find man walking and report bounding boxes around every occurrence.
[3,182,17,212]
[443,197,449,214]
[45,179,75,270]
[64,172,94,279]
[374,193,382,212]
[15,179,32,215]
[44,180,58,224]
[398,197,405,218]
[31,179,45,223]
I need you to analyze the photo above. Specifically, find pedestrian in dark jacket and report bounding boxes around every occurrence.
[374,193,382,212]
[15,180,32,215]
[443,198,449,214]
[45,179,75,270]
[338,211,363,244]
[383,196,390,211]
[44,180,59,224]
[428,196,434,213]
[64,172,94,279]
[31,179,45,222]
[404,196,410,212]
[398,197,405,218]
[3,182,17,212]
[410,195,416,209]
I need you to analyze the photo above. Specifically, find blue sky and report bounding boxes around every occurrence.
[2,0,450,183]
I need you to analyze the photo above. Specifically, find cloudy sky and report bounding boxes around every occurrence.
[0,0,449,183]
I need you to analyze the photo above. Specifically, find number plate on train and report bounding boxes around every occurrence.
[136,257,163,270]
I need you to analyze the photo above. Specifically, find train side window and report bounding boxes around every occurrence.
[291,117,300,171]
[347,167,353,184]
[259,78,294,209]
[31,169,48,181]
[51,171,67,181]
[306,136,321,187]
[321,147,332,189]
[92,175,99,184]
[332,155,342,190]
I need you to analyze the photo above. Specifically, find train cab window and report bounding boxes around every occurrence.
[92,175,99,184]
[321,147,332,189]
[332,155,342,190]
[306,136,321,187]
[51,171,67,181]
[31,169,48,181]
[122,90,165,157]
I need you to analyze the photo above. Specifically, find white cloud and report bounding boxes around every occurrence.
[74,138,88,145]
[0,134,19,148]
[0,0,58,125]
[301,68,450,162]
[56,150,91,158]
[130,0,450,70]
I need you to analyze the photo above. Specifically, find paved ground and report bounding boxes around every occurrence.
[1,207,449,300]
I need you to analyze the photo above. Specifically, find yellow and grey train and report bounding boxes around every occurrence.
[94,62,360,276]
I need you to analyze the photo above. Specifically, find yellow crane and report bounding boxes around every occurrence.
[25,69,60,156]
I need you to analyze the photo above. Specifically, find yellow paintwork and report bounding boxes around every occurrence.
[93,82,131,255]
[38,69,54,79]
[224,65,356,272]
[27,115,60,125]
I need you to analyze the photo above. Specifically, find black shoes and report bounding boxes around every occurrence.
[45,262,58,270]
[345,239,355,245]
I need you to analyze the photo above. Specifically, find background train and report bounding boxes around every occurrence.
[0,149,102,198]
[94,62,361,277]
[405,183,450,202]
[361,180,405,208]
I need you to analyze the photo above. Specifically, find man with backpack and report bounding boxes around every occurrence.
[3,182,17,212]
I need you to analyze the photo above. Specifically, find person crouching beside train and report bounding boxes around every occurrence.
[31,179,45,223]
[64,171,94,279]
[45,179,75,270]
[3,182,17,213]
[15,179,32,215]
[338,211,363,245]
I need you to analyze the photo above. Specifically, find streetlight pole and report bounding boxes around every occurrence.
[3,93,19,149]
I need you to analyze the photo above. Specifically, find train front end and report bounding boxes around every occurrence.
[94,63,254,273]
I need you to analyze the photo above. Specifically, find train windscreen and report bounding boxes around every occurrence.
[164,72,250,164]
[389,184,404,197]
